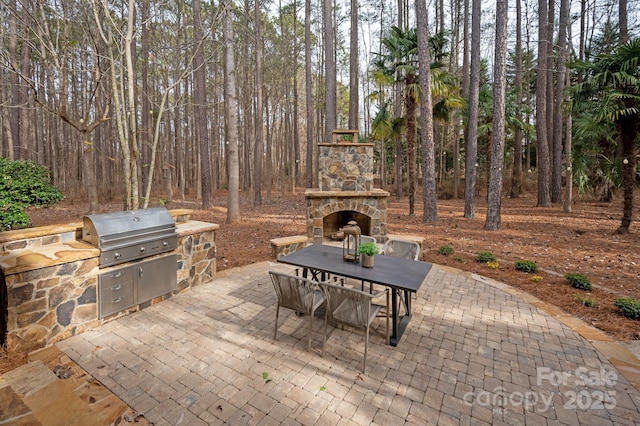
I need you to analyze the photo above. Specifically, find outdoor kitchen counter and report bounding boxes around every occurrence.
[1,210,220,354]
[0,240,100,275]
[0,210,218,276]
[0,221,219,275]
[176,220,220,237]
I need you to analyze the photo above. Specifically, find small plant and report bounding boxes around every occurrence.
[357,242,379,256]
[515,259,538,273]
[576,294,598,308]
[531,275,543,283]
[476,251,496,263]
[262,372,272,384]
[487,261,500,269]
[614,297,640,320]
[438,245,454,256]
[454,256,466,263]
[565,272,592,291]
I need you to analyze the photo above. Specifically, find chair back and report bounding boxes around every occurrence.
[319,281,373,330]
[347,234,377,246]
[269,271,322,314]
[381,239,420,260]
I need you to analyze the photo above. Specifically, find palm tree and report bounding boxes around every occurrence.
[369,26,418,211]
[370,27,462,215]
[370,101,405,188]
[573,39,640,233]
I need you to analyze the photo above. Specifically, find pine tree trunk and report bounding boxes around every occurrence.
[616,115,636,233]
[406,73,417,216]
[305,0,315,188]
[552,0,569,204]
[254,0,263,205]
[536,0,552,206]
[417,0,437,223]
[224,0,240,223]
[348,0,358,130]
[485,0,508,231]
[324,0,336,143]
[464,0,481,218]
[193,0,212,209]
[510,0,523,199]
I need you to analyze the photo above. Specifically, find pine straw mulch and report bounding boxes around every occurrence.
[424,249,640,342]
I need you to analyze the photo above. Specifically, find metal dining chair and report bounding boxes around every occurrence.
[347,234,377,246]
[380,239,420,261]
[269,271,327,351]
[318,281,389,373]
[380,239,421,312]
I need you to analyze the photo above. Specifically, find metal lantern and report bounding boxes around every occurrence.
[342,220,361,262]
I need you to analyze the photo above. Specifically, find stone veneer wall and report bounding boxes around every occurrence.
[305,189,390,244]
[1,212,218,354]
[5,257,99,353]
[318,143,374,192]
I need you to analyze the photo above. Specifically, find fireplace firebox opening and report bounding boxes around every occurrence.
[323,211,372,240]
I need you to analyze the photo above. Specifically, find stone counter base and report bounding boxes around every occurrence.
[2,212,218,354]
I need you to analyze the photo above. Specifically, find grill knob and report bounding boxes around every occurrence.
[140,246,146,253]
[163,241,169,247]
[114,252,121,259]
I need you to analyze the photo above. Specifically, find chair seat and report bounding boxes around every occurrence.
[310,289,326,311]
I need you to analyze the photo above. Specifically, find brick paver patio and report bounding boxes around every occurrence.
[57,260,640,425]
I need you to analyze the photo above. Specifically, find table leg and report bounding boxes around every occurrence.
[405,289,412,315]
[390,289,399,345]
[302,268,326,282]
[389,289,414,347]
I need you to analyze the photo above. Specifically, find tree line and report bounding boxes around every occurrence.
[0,0,638,231]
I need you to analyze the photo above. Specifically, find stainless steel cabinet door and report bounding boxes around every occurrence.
[136,253,177,302]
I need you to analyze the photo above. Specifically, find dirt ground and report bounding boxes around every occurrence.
[17,189,640,345]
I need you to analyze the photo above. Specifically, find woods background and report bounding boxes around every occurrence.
[0,0,638,229]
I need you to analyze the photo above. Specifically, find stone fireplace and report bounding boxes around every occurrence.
[305,131,390,243]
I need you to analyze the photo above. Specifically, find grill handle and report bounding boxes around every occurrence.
[139,267,143,278]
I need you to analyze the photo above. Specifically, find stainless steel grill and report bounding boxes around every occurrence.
[82,207,178,318]
[83,207,177,267]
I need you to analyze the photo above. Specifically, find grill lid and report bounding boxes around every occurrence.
[82,207,177,250]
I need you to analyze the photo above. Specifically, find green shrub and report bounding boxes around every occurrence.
[576,295,597,308]
[0,158,63,230]
[514,259,538,273]
[438,245,454,256]
[614,297,640,320]
[476,251,496,263]
[0,199,30,230]
[565,273,592,291]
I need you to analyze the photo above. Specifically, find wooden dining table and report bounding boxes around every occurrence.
[277,244,432,346]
